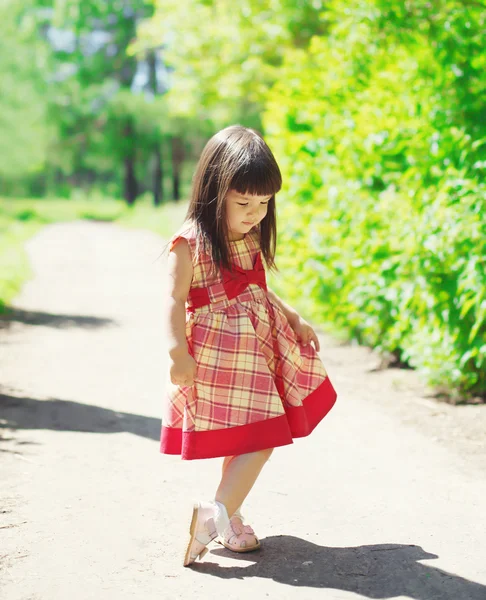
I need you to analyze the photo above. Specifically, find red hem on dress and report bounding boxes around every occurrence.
[160,376,337,460]
[286,376,337,438]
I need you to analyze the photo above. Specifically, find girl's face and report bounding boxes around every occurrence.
[225,188,272,241]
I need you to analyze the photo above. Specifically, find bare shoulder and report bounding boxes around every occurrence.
[167,237,193,302]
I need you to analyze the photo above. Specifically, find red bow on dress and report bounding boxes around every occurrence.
[187,252,267,311]
[221,252,267,300]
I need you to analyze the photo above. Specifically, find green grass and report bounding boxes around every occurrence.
[0,192,189,312]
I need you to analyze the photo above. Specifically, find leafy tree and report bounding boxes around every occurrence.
[135,0,329,129]
[44,0,158,202]
[0,1,51,191]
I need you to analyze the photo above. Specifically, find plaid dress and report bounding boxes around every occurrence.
[160,220,337,460]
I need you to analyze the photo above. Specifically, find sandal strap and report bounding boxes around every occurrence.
[193,515,217,546]
[230,520,243,536]
[224,519,257,546]
[206,516,217,539]
[229,517,254,536]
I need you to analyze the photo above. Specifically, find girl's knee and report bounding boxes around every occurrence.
[260,447,274,462]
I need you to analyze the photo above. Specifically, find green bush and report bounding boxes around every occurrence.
[264,6,486,399]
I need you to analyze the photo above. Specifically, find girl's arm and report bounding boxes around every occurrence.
[166,238,193,358]
[267,287,299,327]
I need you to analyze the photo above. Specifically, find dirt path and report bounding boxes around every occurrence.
[1,220,485,600]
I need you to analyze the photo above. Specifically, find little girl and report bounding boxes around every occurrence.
[160,125,337,567]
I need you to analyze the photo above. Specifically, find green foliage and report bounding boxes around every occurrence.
[1,0,187,199]
[135,0,328,128]
[44,1,159,194]
[0,1,52,180]
[265,2,486,399]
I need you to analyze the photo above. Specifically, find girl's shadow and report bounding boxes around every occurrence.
[193,535,485,599]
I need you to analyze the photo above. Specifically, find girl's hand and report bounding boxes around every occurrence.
[169,352,198,387]
[289,315,320,352]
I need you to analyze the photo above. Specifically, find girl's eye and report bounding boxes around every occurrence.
[237,202,269,206]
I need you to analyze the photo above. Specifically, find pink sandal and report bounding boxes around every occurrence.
[183,501,229,567]
[219,515,261,553]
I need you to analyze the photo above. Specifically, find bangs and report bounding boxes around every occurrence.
[230,153,282,197]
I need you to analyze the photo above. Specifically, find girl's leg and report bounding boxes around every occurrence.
[221,456,241,517]
[222,455,234,475]
[184,449,273,565]
[215,448,273,517]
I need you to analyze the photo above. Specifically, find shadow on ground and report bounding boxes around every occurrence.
[0,393,160,443]
[194,537,486,599]
[0,306,116,329]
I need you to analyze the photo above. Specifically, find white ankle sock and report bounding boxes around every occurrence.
[213,500,230,536]
[232,506,243,519]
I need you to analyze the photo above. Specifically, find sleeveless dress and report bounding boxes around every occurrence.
[160,220,337,460]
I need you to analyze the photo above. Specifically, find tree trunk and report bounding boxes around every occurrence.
[153,143,163,206]
[123,119,137,205]
[147,49,164,206]
[124,156,137,205]
[171,136,184,201]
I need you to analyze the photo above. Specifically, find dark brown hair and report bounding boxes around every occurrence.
[160,124,282,278]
